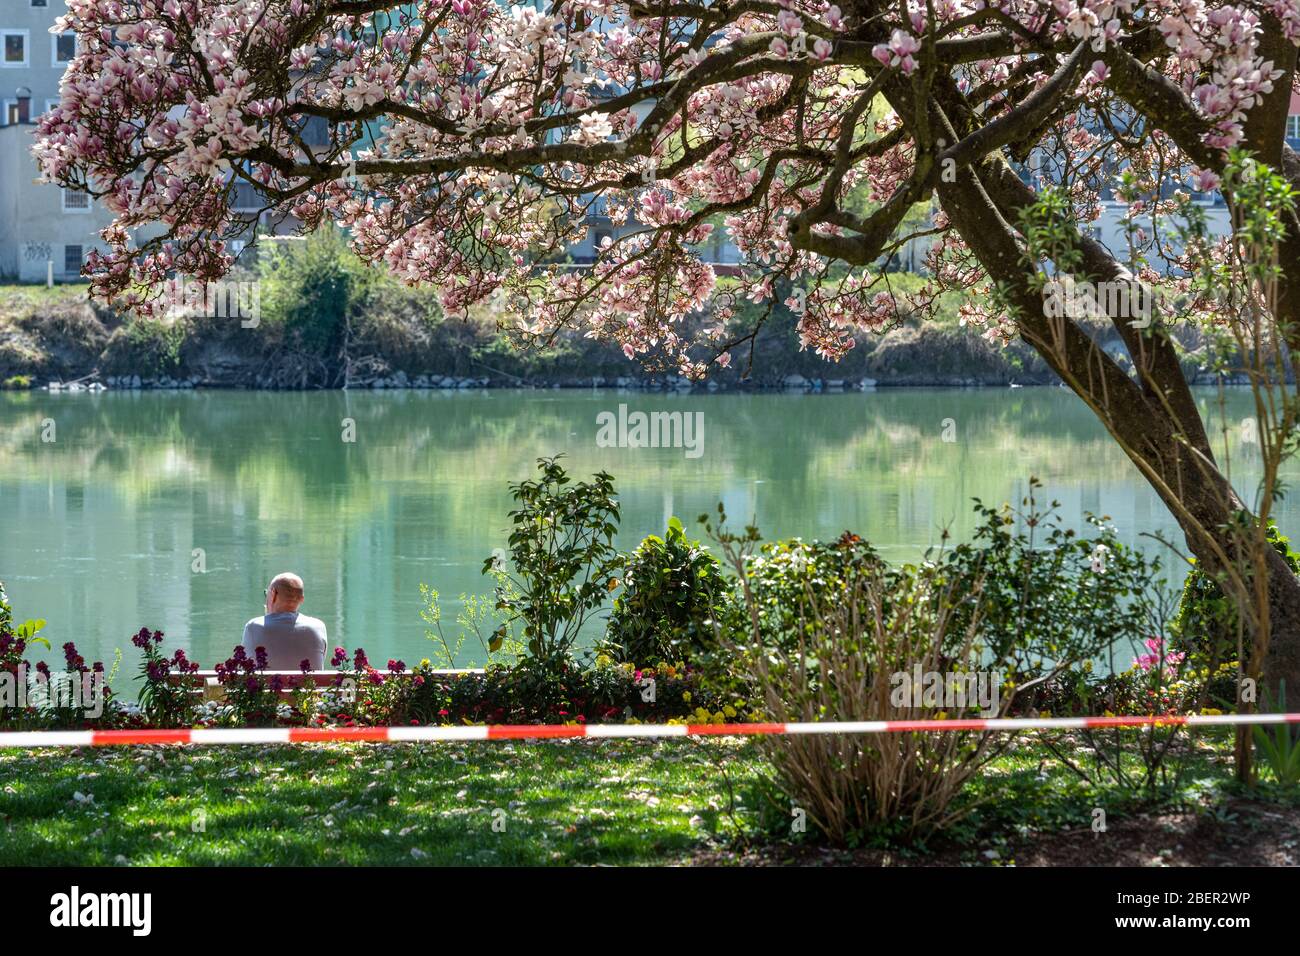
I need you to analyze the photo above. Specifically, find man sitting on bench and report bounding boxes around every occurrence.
[242,572,328,671]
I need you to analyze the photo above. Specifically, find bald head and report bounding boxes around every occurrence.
[266,572,305,613]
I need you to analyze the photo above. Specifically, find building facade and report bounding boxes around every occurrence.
[0,0,119,282]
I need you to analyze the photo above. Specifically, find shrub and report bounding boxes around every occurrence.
[1,375,32,390]
[258,227,376,358]
[601,517,727,666]
[939,479,1158,672]
[714,518,1012,844]
[103,317,186,378]
[1170,521,1299,667]
[491,456,622,670]
[719,529,886,656]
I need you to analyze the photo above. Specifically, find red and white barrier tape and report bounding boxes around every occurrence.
[1,712,1299,747]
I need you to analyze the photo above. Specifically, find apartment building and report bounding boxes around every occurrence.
[0,0,118,282]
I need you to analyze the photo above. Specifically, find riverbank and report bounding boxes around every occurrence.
[1,281,1210,392]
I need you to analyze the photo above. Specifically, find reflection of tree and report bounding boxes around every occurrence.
[0,389,1274,512]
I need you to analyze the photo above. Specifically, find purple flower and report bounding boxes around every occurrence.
[63,642,87,672]
[332,647,347,667]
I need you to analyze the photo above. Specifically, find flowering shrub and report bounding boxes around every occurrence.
[1,584,118,730]
[134,628,202,728]
[213,645,279,727]
[323,648,410,726]
[385,656,724,727]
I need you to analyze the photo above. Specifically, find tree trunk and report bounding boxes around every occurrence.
[925,138,1300,706]
[1264,547,1300,703]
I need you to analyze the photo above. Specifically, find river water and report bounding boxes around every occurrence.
[0,386,1286,668]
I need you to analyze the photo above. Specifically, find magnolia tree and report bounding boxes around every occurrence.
[34,0,1300,698]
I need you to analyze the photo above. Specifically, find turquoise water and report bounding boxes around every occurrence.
[0,387,1284,668]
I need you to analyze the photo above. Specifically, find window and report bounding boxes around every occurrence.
[52,32,76,66]
[230,181,262,211]
[64,245,83,275]
[2,30,29,67]
[61,188,91,213]
[1289,115,1300,141]
[300,115,330,147]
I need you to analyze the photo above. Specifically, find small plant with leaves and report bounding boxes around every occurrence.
[489,456,622,672]
[419,584,522,669]
[1254,682,1300,787]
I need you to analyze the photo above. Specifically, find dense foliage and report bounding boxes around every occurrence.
[601,517,728,667]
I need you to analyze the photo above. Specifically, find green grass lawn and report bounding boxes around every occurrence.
[0,739,768,866]
[1,732,1294,866]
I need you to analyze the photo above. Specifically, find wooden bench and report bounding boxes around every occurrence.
[167,669,484,703]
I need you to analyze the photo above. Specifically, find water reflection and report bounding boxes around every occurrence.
[0,387,1284,667]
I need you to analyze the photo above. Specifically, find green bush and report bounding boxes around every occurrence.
[489,456,622,670]
[258,228,376,357]
[601,517,728,667]
[1170,522,1299,664]
[721,530,887,656]
[103,318,186,378]
[939,481,1158,671]
[1,375,32,390]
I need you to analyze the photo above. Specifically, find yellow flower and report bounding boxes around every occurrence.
[682,691,692,703]
[723,704,737,718]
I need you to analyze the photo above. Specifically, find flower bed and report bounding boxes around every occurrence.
[1,625,737,732]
